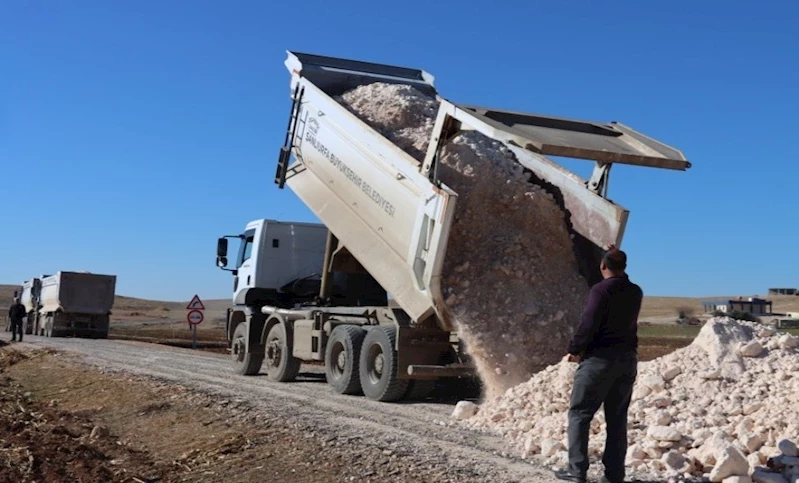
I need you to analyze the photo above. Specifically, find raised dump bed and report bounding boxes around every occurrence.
[276,51,690,328]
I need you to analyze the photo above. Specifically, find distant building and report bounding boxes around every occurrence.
[768,288,798,295]
[702,300,730,314]
[702,297,773,315]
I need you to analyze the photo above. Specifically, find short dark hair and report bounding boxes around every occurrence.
[602,249,627,272]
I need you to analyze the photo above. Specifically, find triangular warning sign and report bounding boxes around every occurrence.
[186,294,205,310]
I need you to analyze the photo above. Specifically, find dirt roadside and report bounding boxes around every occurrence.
[1,336,570,483]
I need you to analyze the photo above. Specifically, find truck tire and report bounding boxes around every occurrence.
[231,323,263,375]
[359,326,408,402]
[325,325,366,395]
[264,323,301,382]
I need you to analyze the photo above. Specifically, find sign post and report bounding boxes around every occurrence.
[186,295,205,349]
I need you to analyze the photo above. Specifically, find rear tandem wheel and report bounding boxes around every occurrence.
[359,326,408,402]
[325,325,366,395]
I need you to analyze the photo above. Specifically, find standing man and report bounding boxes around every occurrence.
[9,297,28,342]
[554,245,643,483]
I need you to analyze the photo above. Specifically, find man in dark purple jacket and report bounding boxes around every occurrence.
[555,246,642,483]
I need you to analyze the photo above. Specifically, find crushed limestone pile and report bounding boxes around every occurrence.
[337,83,589,397]
[455,317,799,482]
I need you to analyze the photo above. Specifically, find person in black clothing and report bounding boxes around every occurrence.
[9,298,27,342]
[555,245,643,483]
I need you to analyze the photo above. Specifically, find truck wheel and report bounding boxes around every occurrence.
[359,326,408,402]
[325,325,366,395]
[231,323,263,375]
[264,323,301,382]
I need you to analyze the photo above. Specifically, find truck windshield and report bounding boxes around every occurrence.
[237,230,256,268]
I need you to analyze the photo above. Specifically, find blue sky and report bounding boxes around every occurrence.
[1,1,797,302]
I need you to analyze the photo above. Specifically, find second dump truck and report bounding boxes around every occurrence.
[18,271,117,338]
[216,51,691,402]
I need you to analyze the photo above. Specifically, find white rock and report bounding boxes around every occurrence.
[541,438,563,457]
[518,420,533,432]
[702,369,724,380]
[693,319,752,378]
[740,341,765,358]
[758,328,777,338]
[643,374,667,392]
[663,366,682,381]
[663,450,686,470]
[626,444,646,462]
[698,433,735,467]
[710,446,750,482]
[779,440,799,457]
[523,435,539,455]
[746,452,763,468]
[632,385,652,400]
[656,412,673,425]
[744,402,765,415]
[648,426,683,442]
[452,401,479,419]
[779,335,799,350]
[743,433,765,453]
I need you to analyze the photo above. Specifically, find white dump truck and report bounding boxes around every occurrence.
[20,277,42,335]
[215,51,691,402]
[20,271,117,338]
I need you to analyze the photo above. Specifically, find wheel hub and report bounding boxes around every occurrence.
[266,340,282,367]
[336,350,347,370]
[232,338,245,362]
[374,353,384,375]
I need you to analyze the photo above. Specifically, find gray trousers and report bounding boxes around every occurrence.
[567,351,637,482]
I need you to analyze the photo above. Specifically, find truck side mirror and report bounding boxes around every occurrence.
[217,256,228,268]
[217,238,228,257]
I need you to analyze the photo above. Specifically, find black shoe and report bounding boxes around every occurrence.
[600,476,623,483]
[553,468,586,483]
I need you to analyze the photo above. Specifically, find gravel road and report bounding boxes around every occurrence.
[19,334,564,483]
